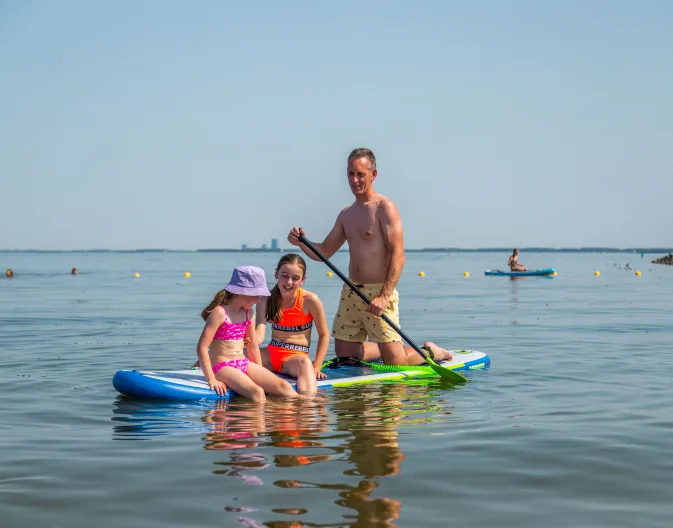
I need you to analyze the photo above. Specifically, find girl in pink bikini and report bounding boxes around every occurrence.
[196,266,302,402]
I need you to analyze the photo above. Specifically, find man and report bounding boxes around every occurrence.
[288,148,452,365]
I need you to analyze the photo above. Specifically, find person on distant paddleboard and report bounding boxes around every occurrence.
[288,147,452,366]
[251,253,330,395]
[507,248,528,272]
[195,266,305,401]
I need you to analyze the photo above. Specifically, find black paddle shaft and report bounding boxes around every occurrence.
[297,234,430,360]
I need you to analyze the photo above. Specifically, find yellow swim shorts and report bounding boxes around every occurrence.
[332,283,402,344]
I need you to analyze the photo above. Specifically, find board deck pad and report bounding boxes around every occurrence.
[113,350,490,401]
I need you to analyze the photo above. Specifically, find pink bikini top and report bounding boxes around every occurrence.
[213,306,251,341]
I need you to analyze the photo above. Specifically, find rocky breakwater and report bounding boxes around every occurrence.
[651,253,673,266]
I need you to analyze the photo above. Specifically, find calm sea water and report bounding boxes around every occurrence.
[1,251,672,527]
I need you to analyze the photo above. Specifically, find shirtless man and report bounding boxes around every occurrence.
[507,248,528,272]
[288,148,452,366]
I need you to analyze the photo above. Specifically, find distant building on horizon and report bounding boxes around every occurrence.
[239,239,281,252]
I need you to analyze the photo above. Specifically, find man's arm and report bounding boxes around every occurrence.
[378,199,405,299]
[288,208,348,261]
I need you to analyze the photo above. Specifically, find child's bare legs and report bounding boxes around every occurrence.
[281,354,317,395]
[215,367,266,403]
[246,363,308,399]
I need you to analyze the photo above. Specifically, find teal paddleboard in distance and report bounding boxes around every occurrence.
[485,268,555,277]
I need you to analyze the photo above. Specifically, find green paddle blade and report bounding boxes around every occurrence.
[362,349,469,384]
[426,356,468,383]
[417,346,468,383]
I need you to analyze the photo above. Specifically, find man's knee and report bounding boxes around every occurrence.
[335,339,364,358]
[377,342,407,365]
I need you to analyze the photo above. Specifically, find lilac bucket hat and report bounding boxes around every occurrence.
[224,266,271,297]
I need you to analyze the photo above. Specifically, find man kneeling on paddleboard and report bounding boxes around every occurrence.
[288,147,453,366]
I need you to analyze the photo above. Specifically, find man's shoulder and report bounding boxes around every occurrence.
[337,203,354,219]
[375,194,400,215]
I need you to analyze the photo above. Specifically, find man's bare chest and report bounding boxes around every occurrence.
[343,208,380,241]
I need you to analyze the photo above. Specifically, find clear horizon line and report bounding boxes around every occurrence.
[1,247,671,253]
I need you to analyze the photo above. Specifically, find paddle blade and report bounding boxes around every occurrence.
[426,357,469,383]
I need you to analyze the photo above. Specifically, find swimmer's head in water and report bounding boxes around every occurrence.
[5,268,14,278]
[71,268,78,275]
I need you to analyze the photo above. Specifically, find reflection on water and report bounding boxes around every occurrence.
[507,275,555,326]
[202,401,268,451]
[509,277,521,325]
[111,398,214,438]
[112,379,458,527]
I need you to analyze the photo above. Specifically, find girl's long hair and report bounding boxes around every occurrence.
[201,289,235,321]
[267,253,307,323]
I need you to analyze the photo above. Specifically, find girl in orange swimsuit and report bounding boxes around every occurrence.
[253,254,330,395]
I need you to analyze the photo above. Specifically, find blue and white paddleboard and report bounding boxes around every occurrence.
[485,268,555,277]
[112,350,490,401]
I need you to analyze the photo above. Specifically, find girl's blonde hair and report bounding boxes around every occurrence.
[201,289,236,321]
[267,254,307,323]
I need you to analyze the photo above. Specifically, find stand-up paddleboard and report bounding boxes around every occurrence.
[113,350,490,401]
[485,268,555,277]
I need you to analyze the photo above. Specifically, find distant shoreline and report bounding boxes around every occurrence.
[1,247,670,254]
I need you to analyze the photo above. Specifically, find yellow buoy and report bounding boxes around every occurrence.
[418,271,425,277]
[463,271,469,277]
[594,271,600,276]
[552,271,558,276]
[327,272,333,277]
[133,272,140,278]
[184,272,191,278]
[635,270,642,276]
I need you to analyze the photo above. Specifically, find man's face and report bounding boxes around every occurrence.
[347,156,377,197]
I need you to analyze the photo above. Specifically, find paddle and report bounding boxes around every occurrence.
[297,234,468,383]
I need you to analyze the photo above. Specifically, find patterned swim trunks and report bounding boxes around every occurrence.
[331,283,402,344]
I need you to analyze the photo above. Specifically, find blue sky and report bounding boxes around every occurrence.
[1,0,671,250]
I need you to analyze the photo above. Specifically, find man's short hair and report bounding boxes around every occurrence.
[347,148,376,170]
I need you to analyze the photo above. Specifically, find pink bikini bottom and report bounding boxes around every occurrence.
[212,357,250,375]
